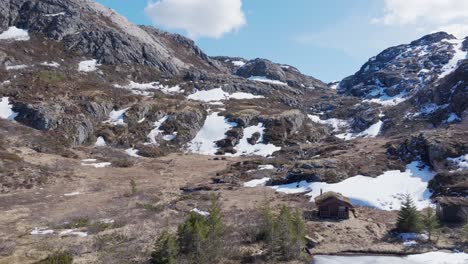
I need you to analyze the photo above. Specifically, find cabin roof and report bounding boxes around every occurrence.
[434,196,468,206]
[314,191,353,207]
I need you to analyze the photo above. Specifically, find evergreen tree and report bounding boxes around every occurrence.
[290,209,306,256]
[397,194,422,232]
[421,206,440,241]
[177,212,209,256]
[151,230,179,264]
[204,195,225,262]
[275,206,295,260]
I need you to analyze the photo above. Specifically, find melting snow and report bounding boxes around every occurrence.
[104,108,129,126]
[191,208,210,216]
[95,136,106,147]
[78,59,100,72]
[258,165,275,170]
[226,123,281,157]
[273,161,435,210]
[336,120,383,140]
[445,113,461,123]
[313,252,468,264]
[248,76,288,86]
[44,12,66,17]
[31,227,54,235]
[114,81,183,95]
[448,154,468,171]
[188,112,237,155]
[308,114,349,133]
[59,229,88,237]
[147,115,169,144]
[81,159,111,168]
[64,192,81,197]
[126,148,141,157]
[6,65,28,70]
[0,97,18,120]
[40,61,60,68]
[439,39,467,80]
[0,27,30,41]
[231,60,245,67]
[188,88,263,102]
[244,177,271,187]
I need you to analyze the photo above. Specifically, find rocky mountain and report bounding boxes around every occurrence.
[0,1,467,263]
[0,0,226,76]
[339,32,467,105]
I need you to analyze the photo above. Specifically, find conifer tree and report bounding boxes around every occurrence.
[421,206,440,241]
[151,230,179,264]
[397,194,422,232]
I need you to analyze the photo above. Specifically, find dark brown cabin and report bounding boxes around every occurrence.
[314,191,353,219]
[434,196,468,223]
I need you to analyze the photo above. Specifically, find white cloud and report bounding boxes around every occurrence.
[144,0,246,39]
[373,0,468,38]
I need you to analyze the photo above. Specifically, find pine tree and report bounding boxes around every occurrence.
[290,209,306,257]
[204,195,225,262]
[397,194,422,232]
[275,205,295,260]
[259,199,275,258]
[177,212,209,256]
[421,206,440,241]
[151,230,179,264]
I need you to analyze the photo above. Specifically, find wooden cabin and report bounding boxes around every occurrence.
[314,191,353,219]
[434,196,468,223]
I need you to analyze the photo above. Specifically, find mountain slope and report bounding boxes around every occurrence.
[0,0,226,75]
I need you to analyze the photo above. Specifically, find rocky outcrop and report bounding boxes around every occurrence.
[386,132,467,170]
[235,58,326,89]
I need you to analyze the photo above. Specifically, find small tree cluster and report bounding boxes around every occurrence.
[397,195,440,242]
[257,202,306,261]
[151,196,225,264]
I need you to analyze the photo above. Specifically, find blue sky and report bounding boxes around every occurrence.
[96,0,468,82]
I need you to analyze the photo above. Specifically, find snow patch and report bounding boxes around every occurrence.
[95,136,106,147]
[44,12,66,17]
[258,165,275,170]
[78,59,100,72]
[6,65,28,70]
[0,27,30,41]
[231,60,245,67]
[445,113,461,123]
[147,115,169,144]
[188,88,263,102]
[0,97,18,120]
[31,227,54,235]
[114,81,183,96]
[59,229,88,237]
[244,177,270,187]
[64,192,81,197]
[104,108,129,126]
[191,208,209,216]
[188,112,237,155]
[439,39,467,80]
[336,120,383,140]
[273,161,435,210]
[226,123,281,157]
[40,61,60,68]
[448,154,468,171]
[248,76,287,86]
[81,159,111,168]
[126,148,141,157]
[313,252,468,264]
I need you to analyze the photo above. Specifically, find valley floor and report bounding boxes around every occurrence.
[0,149,465,263]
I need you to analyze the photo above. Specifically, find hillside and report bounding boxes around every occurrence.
[0,0,467,263]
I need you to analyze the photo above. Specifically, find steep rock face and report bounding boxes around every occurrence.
[0,0,224,76]
[339,32,466,101]
[410,60,468,125]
